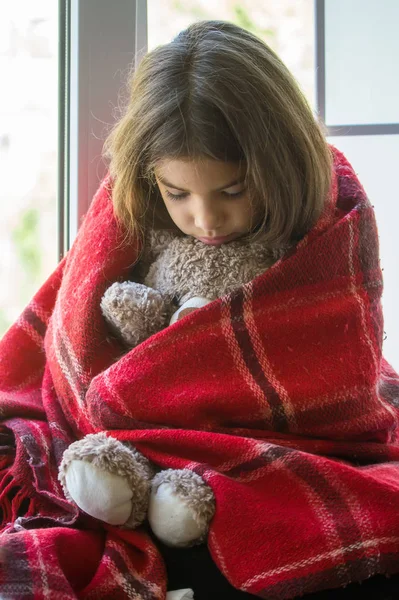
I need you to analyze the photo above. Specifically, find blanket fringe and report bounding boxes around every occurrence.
[0,469,36,528]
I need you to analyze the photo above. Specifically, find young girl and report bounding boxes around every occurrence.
[1,18,398,600]
[97,19,398,600]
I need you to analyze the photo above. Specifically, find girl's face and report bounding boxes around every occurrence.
[154,157,262,245]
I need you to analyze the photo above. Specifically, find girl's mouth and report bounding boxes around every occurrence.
[198,233,237,245]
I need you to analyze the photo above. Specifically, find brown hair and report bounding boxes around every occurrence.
[102,19,333,251]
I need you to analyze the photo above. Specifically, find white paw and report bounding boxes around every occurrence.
[169,297,212,325]
[149,482,203,547]
[59,433,153,528]
[65,459,134,525]
[166,589,194,600]
[148,470,215,547]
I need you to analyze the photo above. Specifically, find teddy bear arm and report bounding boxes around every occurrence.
[101,281,171,347]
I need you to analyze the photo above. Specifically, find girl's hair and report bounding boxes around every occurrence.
[102,19,333,250]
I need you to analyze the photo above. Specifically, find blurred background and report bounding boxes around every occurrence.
[0,0,398,369]
[0,1,58,334]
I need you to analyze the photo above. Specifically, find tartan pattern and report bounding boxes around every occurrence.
[0,145,399,599]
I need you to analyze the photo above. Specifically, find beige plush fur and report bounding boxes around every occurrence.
[100,281,171,347]
[145,230,288,305]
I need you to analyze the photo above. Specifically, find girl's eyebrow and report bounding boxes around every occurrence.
[157,175,245,192]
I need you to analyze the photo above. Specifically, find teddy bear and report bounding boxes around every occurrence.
[58,229,287,554]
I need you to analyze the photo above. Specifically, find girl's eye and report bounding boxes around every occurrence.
[165,189,246,201]
[165,190,188,201]
[222,189,245,198]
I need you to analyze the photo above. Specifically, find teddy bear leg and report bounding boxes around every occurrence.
[148,469,215,548]
[59,432,154,528]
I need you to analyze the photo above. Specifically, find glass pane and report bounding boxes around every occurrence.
[327,135,399,370]
[147,0,315,110]
[0,2,58,337]
[325,0,399,125]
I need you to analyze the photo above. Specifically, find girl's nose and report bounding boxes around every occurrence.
[194,216,223,235]
[193,201,223,233]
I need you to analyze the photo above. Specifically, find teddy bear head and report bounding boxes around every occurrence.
[144,231,288,309]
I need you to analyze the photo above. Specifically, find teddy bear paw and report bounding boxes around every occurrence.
[166,590,194,600]
[101,281,169,346]
[59,432,154,527]
[169,297,212,325]
[148,469,215,548]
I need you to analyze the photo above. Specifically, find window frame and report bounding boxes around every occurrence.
[315,0,399,136]
[58,0,148,256]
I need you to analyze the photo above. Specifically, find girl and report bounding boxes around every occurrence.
[1,19,398,600]
[98,19,398,600]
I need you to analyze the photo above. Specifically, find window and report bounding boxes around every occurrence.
[0,2,58,337]
[318,0,399,367]
[147,0,316,110]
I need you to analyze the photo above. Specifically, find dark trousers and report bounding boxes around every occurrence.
[161,542,399,600]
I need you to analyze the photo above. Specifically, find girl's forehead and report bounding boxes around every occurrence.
[154,157,246,183]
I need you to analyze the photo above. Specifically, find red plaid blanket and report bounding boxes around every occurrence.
[0,145,399,599]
